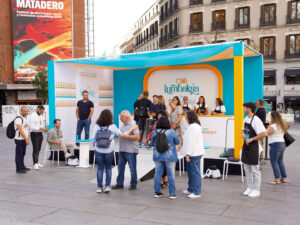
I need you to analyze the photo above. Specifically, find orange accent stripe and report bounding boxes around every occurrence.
[143,65,223,99]
[61,62,130,70]
[199,46,234,62]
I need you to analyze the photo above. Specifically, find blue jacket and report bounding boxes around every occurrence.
[151,129,180,162]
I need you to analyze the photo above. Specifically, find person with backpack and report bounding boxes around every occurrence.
[91,109,137,193]
[13,106,30,173]
[136,91,152,148]
[181,111,204,199]
[151,116,180,199]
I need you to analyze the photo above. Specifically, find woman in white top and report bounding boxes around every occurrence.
[211,98,226,115]
[266,111,288,184]
[182,111,204,199]
[194,96,208,115]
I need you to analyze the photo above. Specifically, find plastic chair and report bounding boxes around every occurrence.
[222,150,244,182]
[43,143,66,167]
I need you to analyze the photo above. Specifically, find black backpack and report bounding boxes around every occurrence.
[138,99,148,117]
[155,130,169,153]
[95,127,113,149]
[6,116,23,139]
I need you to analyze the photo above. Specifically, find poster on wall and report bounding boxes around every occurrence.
[11,0,72,82]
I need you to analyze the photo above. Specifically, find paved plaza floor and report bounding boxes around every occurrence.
[0,124,300,225]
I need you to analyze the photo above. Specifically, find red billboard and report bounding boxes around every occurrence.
[11,0,73,82]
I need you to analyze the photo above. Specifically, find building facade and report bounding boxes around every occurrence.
[119,0,300,112]
[0,0,86,109]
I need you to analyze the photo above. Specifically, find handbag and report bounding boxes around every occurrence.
[284,132,295,147]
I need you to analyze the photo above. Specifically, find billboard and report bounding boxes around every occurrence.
[11,0,72,82]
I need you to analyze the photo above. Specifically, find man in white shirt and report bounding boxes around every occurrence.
[29,105,48,170]
[15,106,30,173]
[241,102,267,198]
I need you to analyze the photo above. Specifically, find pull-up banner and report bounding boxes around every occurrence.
[11,0,72,82]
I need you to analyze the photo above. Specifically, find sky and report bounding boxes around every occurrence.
[94,0,156,56]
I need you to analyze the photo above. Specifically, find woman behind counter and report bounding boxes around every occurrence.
[194,96,208,115]
[211,98,226,115]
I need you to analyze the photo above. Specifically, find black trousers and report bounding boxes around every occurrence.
[15,139,26,170]
[30,132,43,164]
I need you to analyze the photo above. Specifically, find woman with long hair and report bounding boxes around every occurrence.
[158,95,169,116]
[182,111,204,198]
[194,96,208,115]
[170,96,184,150]
[211,98,226,115]
[151,116,180,199]
[267,111,288,184]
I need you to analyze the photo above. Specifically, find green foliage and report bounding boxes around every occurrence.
[32,70,48,104]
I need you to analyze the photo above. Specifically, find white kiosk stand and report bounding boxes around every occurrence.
[76,140,91,168]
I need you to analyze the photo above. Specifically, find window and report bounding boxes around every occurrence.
[174,18,178,35]
[287,1,300,24]
[190,42,204,46]
[169,21,173,39]
[286,34,300,58]
[260,4,276,27]
[160,6,164,20]
[285,70,300,84]
[264,70,276,85]
[212,10,226,31]
[190,12,203,33]
[260,37,276,59]
[236,38,250,45]
[165,2,168,18]
[235,7,250,29]
[190,0,203,6]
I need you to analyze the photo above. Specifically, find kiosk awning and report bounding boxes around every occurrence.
[284,70,300,77]
[264,70,276,77]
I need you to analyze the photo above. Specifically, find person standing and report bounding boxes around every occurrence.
[151,116,180,199]
[14,106,30,173]
[76,91,94,140]
[112,111,140,190]
[29,105,48,170]
[134,93,143,126]
[149,95,164,119]
[136,91,152,147]
[266,111,288,184]
[194,96,209,115]
[182,111,204,199]
[170,96,184,151]
[211,98,226,115]
[241,102,267,198]
[255,99,266,125]
[182,96,191,112]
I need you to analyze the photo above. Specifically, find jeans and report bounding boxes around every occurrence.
[15,140,27,170]
[243,164,261,191]
[76,119,91,140]
[95,151,114,188]
[30,132,43,164]
[116,152,137,187]
[154,161,176,195]
[187,156,202,195]
[269,142,287,179]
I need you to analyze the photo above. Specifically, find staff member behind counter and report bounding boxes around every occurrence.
[194,96,208,115]
[211,98,226,115]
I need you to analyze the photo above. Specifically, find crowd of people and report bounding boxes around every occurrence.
[11,91,290,199]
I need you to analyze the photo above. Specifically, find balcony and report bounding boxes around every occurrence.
[211,21,226,31]
[286,15,300,24]
[284,86,300,96]
[189,24,203,33]
[189,0,203,6]
[159,31,179,47]
[234,20,250,30]
[264,85,278,96]
[285,50,300,59]
[260,17,277,27]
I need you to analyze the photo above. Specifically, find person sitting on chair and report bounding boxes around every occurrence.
[47,119,75,159]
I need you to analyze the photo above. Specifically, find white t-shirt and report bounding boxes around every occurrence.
[14,116,29,140]
[182,123,204,157]
[212,105,226,113]
[29,113,45,132]
[268,123,285,144]
[243,115,266,136]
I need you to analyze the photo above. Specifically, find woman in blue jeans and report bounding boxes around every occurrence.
[182,111,204,198]
[91,110,136,193]
[267,111,288,184]
[151,116,180,199]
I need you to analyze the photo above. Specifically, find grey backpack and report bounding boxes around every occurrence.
[96,127,113,149]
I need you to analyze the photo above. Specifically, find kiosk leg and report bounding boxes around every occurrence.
[264,136,269,160]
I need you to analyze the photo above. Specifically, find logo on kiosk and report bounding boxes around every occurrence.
[164,78,200,95]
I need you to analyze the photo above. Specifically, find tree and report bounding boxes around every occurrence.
[32,70,48,104]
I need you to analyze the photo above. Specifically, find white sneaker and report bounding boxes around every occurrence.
[38,163,44,168]
[243,188,252,196]
[65,153,72,159]
[33,164,39,170]
[182,190,192,195]
[248,190,260,198]
[103,186,111,193]
[96,188,103,193]
[187,193,201,199]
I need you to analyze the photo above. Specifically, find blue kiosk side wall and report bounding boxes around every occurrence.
[48,61,56,129]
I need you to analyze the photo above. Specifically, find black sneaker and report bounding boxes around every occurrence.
[129,186,137,190]
[22,167,31,171]
[111,185,124,190]
[16,169,27,174]
[154,192,164,198]
[169,195,177,200]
